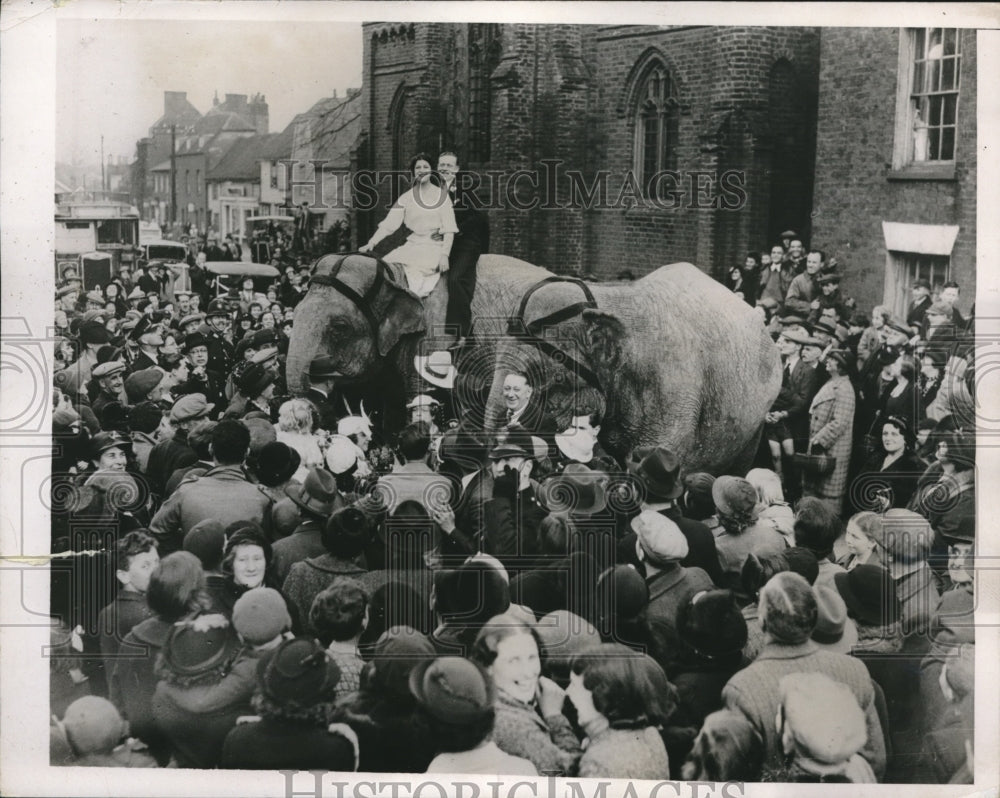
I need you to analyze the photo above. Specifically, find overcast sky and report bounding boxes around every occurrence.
[56,18,363,166]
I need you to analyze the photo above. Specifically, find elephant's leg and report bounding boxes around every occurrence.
[421,277,453,350]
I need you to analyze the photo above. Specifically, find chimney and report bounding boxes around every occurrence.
[164,91,189,117]
[224,93,248,113]
[248,93,270,135]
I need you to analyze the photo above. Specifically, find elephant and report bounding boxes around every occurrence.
[286,253,781,473]
[482,262,782,474]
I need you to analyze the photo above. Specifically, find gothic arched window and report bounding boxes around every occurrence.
[633,64,679,197]
[468,23,501,164]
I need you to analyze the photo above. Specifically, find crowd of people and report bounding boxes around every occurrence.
[47,172,974,783]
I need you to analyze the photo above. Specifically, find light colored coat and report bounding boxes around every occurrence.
[804,375,855,503]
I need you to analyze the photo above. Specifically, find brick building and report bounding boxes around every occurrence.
[810,27,976,319]
[357,24,821,281]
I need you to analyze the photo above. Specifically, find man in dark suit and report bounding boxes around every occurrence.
[765,330,821,500]
[304,355,345,433]
[907,278,933,335]
[437,152,489,346]
[499,369,558,456]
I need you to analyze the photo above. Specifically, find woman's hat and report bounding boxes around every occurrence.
[596,565,648,621]
[238,363,276,399]
[678,590,748,659]
[823,348,854,372]
[88,430,131,460]
[259,637,341,705]
[534,610,602,661]
[124,368,164,403]
[182,331,210,353]
[161,620,241,679]
[711,476,758,518]
[408,656,494,724]
[324,435,362,475]
[810,586,859,654]
[537,463,609,515]
[232,587,292,646]
[256,441,301,487]
[371,627,436,697]
[414,350,456,389]
[833,564,900,627]
[286,467,342,519]
[626,446,684,501]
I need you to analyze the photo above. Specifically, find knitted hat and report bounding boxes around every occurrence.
[183,519,227,571]
[834,564,901,627]
[256,441,301,487]
[124,368,164,403]
[60,696,126,755]
[596,564,648,622]
[780,671,867,764]
[678,589,748,659]
[409,657,494,724]
[632,510,689,565]
[258,637,341,705]
[712,476,759,519]
[232,587,292,645]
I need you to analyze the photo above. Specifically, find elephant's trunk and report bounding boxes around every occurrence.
[285,292,328,394]
[484,362,509,434]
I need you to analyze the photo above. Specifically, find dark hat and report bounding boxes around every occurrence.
[712,476,758,518]
[182,331,210,353]
[79,321,110,346]
[249,328,280,349]
[534,610,602,662]
[232,587,292,645]
[237,363,276,399]
[161,621,241,678]
[817,271,842,285]
[89,431,131,460]
[488,426,542,461]
[683,471,716,500]
[256,441,301,487]
[169,393,214,423]
[92,360,126,379]
[243,416,277,455]
[779,314,808,328]
[537,463,609,515]
[183,519,227,571]
[437,426,489,468]
[130,401,164,434]
[206,298,230,318]
[286,467,341,519]
[325,506,370,548]
[259,637,340,705]
[811,318,838,337]
[371,627,436,697]
[409,656,494,724]
[126,314,152,343]
[627,446,684,501]
[124,368,164,403]
[823,348,854,372]
[834,564,900,627]
[225,522,272,562]
[944,514,975,544]
[159,351,185,371]
[886,319,913,336]
[678,589,748,659]
[596,565,648,621]
[251,346,279,367]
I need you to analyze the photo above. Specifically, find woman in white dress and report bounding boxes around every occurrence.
[360,153,458,298]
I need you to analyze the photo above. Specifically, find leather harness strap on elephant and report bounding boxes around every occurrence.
[307,252,398,342]
[507,275,605,394]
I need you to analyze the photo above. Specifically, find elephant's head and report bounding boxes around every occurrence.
[286,254,426,393]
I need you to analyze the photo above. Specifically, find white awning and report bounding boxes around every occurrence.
[882,221,960,256]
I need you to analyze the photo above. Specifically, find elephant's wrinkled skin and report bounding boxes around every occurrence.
[483,262,781,474]
[286,254,780,473]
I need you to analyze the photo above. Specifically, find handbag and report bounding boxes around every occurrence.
[793,443,837,476]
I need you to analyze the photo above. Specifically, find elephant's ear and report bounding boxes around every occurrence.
[582,309,627,371]
[377,282,426,357]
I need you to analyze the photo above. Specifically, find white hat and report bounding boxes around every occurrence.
[414,350,456,390]
[632,510,689,564]
[337,415,372,438]
[406,394,441,410]
[324,435,362,474]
